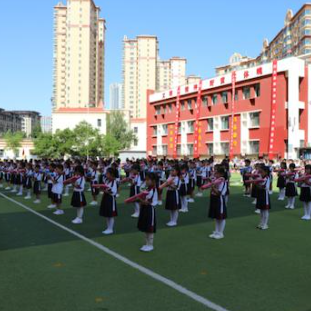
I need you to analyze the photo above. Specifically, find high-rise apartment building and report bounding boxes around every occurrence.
[11,111,41,137]
[53,0,106,111]
[123,35,158,118]
[41,116,53,133]
[215,4,311,75]
[109,83,123,110]
[157,57,187,91]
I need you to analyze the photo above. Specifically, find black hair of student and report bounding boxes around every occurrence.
[57,164,64,171]
[289,163,296,169]
[173,165,181,176]
[158,161,163,166]
[245,159,251,164]
[262,166,270,174]
[75,165,84,175]
[106,167,116,178]
[180,164,188,171]
[50,163,56,169]
[216,167,225,176]
[146,172,157,182]
[305,164,311,171]
[280,161,287,169]
[35,164,41,169]
[132,164,140,172]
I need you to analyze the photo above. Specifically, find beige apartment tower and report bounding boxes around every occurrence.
[53,0,106,111]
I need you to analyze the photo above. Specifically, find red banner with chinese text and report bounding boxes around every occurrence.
[268,60,278,160]
[193,80,203,158]
[173,86,181,159]
[229,71,237,159]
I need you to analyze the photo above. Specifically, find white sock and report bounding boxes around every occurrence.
[264,210,269,226]
[219,220,226,234]
[303,203,308,216]
[169,211,174,222]
[27,190,31,197]
[181,196,188,210]
[108,218,115,231]
[173,210,179,224]
[147,233,154,246]
[19,186,23,193]
[77,207,84,219]
[307,202,311,217]
[215,220,220,233]
[134,203,140,214]
[260,211,264,226]
[292,197,295,207]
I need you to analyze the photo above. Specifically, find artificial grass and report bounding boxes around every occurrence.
[1,174,311,311]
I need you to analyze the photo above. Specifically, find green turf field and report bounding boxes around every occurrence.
[1,174,311,311]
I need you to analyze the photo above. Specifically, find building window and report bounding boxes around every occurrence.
[187,144,194,156]
[134,139,138,147]
[207,118,214,131]
[187,121,194,133]
[155,107,161,115]
[162,124,168,136]
[163,145,168,156]
[97,119,102,127]
[163,105,167,114]
[212,94,218,105]
[221,92,228,103]
[177,145,181,156]
[187,99,193,110]
[220,142,229,155]
[221,116,229,130]
[254,84,261,97]
[168,104,173,113]
[243,87,251,99]
[249,141,259,154]
[249,112,260,127]
[152,146,157,156]
[0,149,4,157]
[181,101,185,111]
[235,90,239,101]
[152,126,157,136]
[207,143,213,155]
[133,127,138,133]
[202,96,208,107]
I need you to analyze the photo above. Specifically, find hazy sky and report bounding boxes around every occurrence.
[0,0,307,115]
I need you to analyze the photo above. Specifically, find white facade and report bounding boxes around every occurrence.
[130,119,147,153]
[41,116,53,133]
[0,139,35,160]
[109,83,123,110]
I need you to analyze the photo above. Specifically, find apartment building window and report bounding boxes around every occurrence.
[249,112,260,127]
[202,96,208,107]
[163,105,167,114]
[152,126,157,136]
[168,104,173,113]
[207,118,214,131]
[187,121,194,133]
[254,84,261,97]
[243,87,251,99]
[162,145,168,156]
[207,143,213,155]
[133,127,138,133]
[221,116,229,130]
[134,139,138,147]
[221,92,228,104]
[220,142,229,155]
[177,145,181,156]
[235,90,239,101]
[187,144,194,156]
[212,94,218,105]
[188,99,192,110]
[155,107,161,115]
[178,123,181,134]
[152,146,157,156]
[249,141,259,154]
[181,101,185,111]
[162,124,168,136]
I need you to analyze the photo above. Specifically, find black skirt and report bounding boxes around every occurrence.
[196,176,203,187]
[91,181,99,196]
[165,190,181,211]
[251,184,258,198]
[52,193,62,204]
[99,193,118,217]
[179,183,188,196]
[277,176,286,189]
[300,187,311,202]
[256,188,271,210]
[137,204,156,233]
[24,177,32,189]
[285,183,297,197]
[71,191,87,208]
[208,194,227,220]
[187,179,195,194]
[33,181,41,195]
[48,183,53,199]
[130,185,140,197]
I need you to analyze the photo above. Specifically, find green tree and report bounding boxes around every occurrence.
[101,134,120,157]
[31,123,42,139]
[54,128,76,157]
[4,131,24,158]
[33,133,59,158]
[106,111,136,150]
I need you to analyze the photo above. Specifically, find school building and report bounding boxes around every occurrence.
[147,56,311,160]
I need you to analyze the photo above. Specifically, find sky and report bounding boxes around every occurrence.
[0,0,308,115]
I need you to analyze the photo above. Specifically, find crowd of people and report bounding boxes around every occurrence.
[1,156,310,252]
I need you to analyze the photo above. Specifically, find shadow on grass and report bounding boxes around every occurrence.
[0,185,302,252]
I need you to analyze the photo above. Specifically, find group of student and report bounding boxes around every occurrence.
[1,156,310,252]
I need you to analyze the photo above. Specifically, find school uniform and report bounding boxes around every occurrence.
[251,170,259,199]
[299,177,311,202]
[130,174,142,197]
[285,172,298,197]
[51,174,64,204]
[33,172,42,195]
[179,173,189,197]
[24,170,33,189]
[90,170,99,196]
[241,166,252,185]
[196,166,203,187]
[99,180,118,217]
[138,188,158,233]
[188,168,196,194]
[277,172,286,189]
[47,172,55,199]
[165,177,181,211]
[256,176,271,210]
[71,176,87,207]
[208,180,228,219]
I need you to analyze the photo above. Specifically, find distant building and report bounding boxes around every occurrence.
[215,5,311,75]
[41,116,53,133]
[11,111,41,137]
[186,75,201,85]
[0,139,34,160]
[109,83,123,110]
[0,109,22,135]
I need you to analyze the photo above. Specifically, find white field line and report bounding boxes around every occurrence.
[0,192,231,311]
